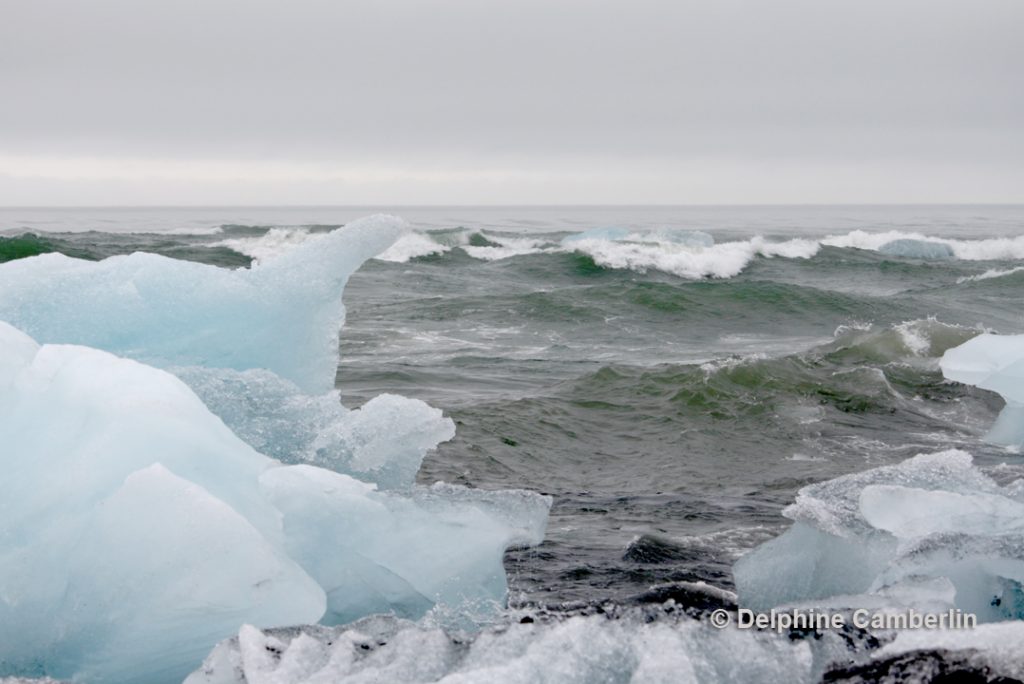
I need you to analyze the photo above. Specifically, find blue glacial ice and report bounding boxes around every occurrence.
[0,216,551,683]
[941,333,1024,448]
[878,238,955,260]
[0,215,402,394]
[0,215,456,489]
[560,226,631,243]
[734,449,1024,623]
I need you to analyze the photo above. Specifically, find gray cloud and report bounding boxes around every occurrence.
[1,0,1022,204]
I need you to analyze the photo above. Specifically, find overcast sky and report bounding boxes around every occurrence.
[1,0,1022,205]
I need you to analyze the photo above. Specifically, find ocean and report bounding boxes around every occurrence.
[2,205,1023,682]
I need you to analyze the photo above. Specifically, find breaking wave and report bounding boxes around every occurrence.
[956,265,1024,284]
[821,230,1024,261]
[8,224,1024,285]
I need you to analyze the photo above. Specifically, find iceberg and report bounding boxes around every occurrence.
[0,214,402,394]
[637,228,715,248]
[560,226,631,243]
[941,333,1024,448]
[0,215,552,683]
[878,238,955,260]
[734,450,1024,623]
[0,215,457,488]
[0,322,550,683]
[0,323,549,684]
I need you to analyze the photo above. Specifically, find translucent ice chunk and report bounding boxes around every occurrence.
[735,450,1024,621]
[941,333,1024,447]
[0,324,550,683]
[560,226,631,243]
[0,215,457,487]
[176,367,455,490]
[0,330,323,682]
[878,238,955,259]
[0,215,405,393]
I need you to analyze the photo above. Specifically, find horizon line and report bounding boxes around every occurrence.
[3,202,1024,210]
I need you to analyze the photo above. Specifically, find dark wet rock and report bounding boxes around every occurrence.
[623,534,705,564]
[821,649,1023,684]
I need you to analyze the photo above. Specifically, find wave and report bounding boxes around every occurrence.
[552,228,1024,279]
[212,227,330,265]
[564,228,1024,280]
[0,233,74,262]
[479,318,991,488]
[462,234,558,261]
[7,223,1024,284]
[338,225,819,276]
[828,317,985,361]
[214,227,466,265]
[956,265,1024,284]
[467,228,1024,280]
[0,232,252,268]
[821,229,1024,261]
[564,234,820,279]
[376,231,452,262]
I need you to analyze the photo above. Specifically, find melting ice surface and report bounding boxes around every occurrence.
[0,214,403,394]
[735,450,1024,621]
[0,215,459,488]
[941,333,1024,448]
[0,216,551,683]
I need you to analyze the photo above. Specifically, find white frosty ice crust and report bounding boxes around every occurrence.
[184,614,814,684]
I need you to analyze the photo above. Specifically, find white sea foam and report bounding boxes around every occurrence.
[212,226,457,265]
[821,230,1024,261]
[564,235,820,279]
[552,228,1024,280]
[218,226,1024,280]
[461,235,556,261]
[213,227,329,264]
[376,231,451,262]
[956,266,1024,283]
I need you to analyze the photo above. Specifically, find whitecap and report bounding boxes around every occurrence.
[376,231,451,262]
